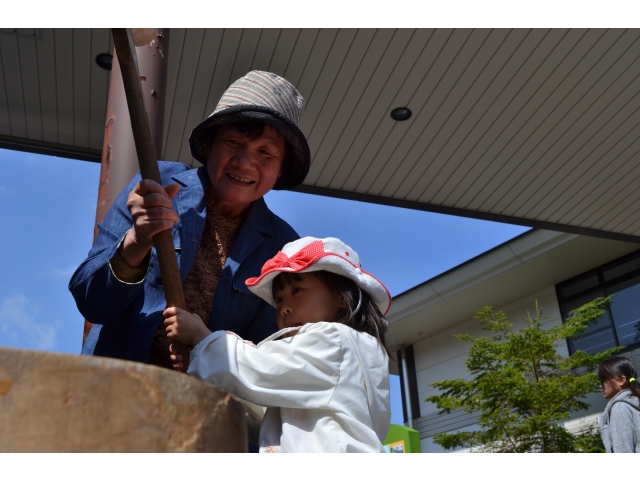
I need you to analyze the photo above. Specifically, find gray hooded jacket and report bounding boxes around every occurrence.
[598,389,640,453]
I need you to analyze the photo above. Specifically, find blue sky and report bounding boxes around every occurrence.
[0,147,530,425]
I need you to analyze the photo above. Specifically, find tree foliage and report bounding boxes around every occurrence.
[426,297,621,452]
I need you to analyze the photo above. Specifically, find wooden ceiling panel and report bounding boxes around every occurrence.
[492,29,634,216]
[596,182,640,231]
[529,88,640,222]
[303,28,360,179]
[560,148,640,228]
[399,29,513,202]
[0,41,11,136]
[584,178,640,230]
[177,29,224,165]
[2,28,640,241]
[409,29,528,203]
[338,29,435,191]
[309,28,386,186]
[88,29,111,151]
[464,29,601,212]
[378,29,479,197]
[431,28,555,206]
[452,29,578,209]
[1,34,27,138]
[316,29,416,187]
[354,28,459,194]
[249,29,280,73]
[72,29,92,149]
[280,28,319,87]
[162,28,206,164]
[517,47,640,220]
[372,29,477,197]
[34,29,59,144]
[617,206,640,235]
[623,216,640,237]
[294,28,338,107]
[16,31,43,141]
[229,29,263,83]
[199,29,244,130]
[267,29,300,77]
[161,28,185,158]
[53,29,74,147]
[597,205,637,235]
[426,28,535,205]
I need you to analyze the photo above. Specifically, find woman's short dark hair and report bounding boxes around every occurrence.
[272,271,389,355]
[598,356,640,400]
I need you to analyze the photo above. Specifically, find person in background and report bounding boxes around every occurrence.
[69,70,310,369]
[597,356,640,453]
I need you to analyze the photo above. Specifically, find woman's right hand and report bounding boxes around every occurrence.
[127,179,180,245]
[119,180,180,266]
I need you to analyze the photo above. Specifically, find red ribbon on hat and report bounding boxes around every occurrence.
[260,240,325,274]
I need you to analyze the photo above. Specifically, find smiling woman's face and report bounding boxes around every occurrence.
[206,123,285,217]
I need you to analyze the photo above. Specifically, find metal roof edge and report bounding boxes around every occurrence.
[0,135,102,163]
[388,230,579,321]
[294,185,640,245]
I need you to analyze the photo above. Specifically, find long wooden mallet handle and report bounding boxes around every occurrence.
[111,28,190,371]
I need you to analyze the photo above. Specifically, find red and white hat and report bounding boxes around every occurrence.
[245,237,391,315]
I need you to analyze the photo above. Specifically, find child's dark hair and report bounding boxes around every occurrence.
[272,271,389,354]
[597,356,640,400]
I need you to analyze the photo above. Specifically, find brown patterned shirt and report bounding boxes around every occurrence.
[109,186,245,369]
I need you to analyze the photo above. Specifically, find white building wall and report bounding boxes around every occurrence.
[411,285,613,452]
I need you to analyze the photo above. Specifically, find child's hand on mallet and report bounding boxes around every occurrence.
[168,344,186,371]
[163,306,212,349]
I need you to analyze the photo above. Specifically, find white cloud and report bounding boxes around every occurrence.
[0,294,61,350]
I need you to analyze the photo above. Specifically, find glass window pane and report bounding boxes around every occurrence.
[603,255,640,283]
[558,274,599,299]
[571,329,617,355]
[608,279,640,347]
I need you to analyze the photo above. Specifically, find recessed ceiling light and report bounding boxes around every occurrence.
[390,107,412,121]
[95,53,113,71]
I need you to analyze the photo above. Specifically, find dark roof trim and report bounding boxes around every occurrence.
[294,184,640,245]
[0,135,101,163]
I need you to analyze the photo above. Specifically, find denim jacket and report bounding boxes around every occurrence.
[69,162,299,363]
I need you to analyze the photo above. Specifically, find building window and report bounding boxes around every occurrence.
[556,250,640,355]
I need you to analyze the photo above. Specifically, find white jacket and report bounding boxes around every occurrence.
[188,321,390,452]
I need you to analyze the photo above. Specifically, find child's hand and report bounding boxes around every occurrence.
[169,343,185,371]
[163,307,212,347]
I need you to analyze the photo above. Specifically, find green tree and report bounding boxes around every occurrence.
[425,297,621,452]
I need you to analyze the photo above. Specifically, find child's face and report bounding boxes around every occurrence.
[273,272,346,333]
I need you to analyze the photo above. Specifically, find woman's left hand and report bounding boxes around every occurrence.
[163,307,212,347]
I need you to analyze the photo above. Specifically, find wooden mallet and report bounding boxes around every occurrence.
[111,28,190,371]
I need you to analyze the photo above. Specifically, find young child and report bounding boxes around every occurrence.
[164,236,392,453]
[597,356,640,453]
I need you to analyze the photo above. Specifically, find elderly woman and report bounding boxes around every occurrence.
[70,71,309,369]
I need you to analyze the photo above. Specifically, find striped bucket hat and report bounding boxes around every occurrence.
[189,70,310,190]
